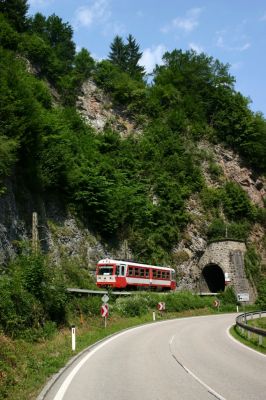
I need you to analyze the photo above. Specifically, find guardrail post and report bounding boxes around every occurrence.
[236,311,266,345]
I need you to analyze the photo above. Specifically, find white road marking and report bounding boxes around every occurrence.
[53,324,149,400]
[182,365,226,400]
[169,335,226,400]
[52,317,243,400]
[169,335,175,345]
[226,325,266,358]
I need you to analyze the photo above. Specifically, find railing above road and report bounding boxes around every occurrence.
[236,311,266,346]
[67,288,132,295]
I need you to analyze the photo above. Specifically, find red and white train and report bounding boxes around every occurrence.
[96,259,176,291]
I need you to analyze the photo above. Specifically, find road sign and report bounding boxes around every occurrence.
[213,299,220,308]
[157,302,166,311]
[101,294,109,304]
[237,293,249,302]
[101,304,109,317]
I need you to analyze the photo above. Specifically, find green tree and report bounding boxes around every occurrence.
[153,49,235,122]
[0,14,19,50]
[45,14,75,66]
[28,13,76,81]
[0,135,18,177]
[108,34,145,80]
[0,0,28,32]
[108,35,127,69]
[125,34,145,79]
[74,48,95,79]
[28,12,46,35]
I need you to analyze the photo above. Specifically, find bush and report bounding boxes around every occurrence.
[115,295,150,317]
[256,279,266,309]
[245,246,261,285]
[114,291,212,317]
[68,296,102,317]
[219,286,237,305]
[0,252,69,337]
[164,291,212,312]
[0,275,43,337]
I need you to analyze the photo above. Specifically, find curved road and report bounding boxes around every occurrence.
[44,314,266,400]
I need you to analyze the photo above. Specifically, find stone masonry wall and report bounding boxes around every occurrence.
[198,240,256,302]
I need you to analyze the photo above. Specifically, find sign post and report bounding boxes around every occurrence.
[101,304,109,328]
[237,293,250,324]
[101,294,109,328]
[213,299,220,312]
[157,302,166,317]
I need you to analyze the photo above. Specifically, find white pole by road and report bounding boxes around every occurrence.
[71,326,76,351]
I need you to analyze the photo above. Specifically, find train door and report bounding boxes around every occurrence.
[116,263,127,288]
[116,263,126,276]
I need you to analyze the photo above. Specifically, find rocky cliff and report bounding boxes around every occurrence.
[0,78,265,295]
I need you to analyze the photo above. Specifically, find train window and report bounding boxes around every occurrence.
[165,272,170,279]
[128,267,133,276]
[153,270,157,278]
[145,269,149,278]
[140,268,144,277]
[157,271,162,279]
[98,266,113,275]
[116,266,120,275]
[121,265,125,276]
[162,271,166,279]
[135,268,140,277]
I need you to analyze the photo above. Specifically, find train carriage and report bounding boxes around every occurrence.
[96,259,176,291]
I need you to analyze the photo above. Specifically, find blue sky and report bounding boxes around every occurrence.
[28,0,266,116]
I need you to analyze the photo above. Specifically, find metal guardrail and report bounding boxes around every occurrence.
[236,311,266,346]
[67,288,132,295]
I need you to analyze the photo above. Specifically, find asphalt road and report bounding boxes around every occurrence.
[44,314,266,400]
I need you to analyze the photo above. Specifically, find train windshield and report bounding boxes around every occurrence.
[98,266,114,275]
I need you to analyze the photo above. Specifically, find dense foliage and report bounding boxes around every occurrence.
[108,34,145,80]
[0,250,97,338]
[0,0,265,317]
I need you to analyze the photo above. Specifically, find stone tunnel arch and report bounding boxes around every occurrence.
[201,263,225,293]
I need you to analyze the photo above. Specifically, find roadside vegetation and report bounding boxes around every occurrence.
[0,2,266,398]
[0,1,265,264]
[230,320,266,355]
[0,283,249,400]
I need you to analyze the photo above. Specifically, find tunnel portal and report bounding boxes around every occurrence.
[202,263,225,293]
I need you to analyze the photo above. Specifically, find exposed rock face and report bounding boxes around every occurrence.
[0,177,134,270]
[0,78,264,297]
[0,178,108,270]
[0,177,32,265]
[199,141,266,207]
[76,80,140,136]
[172,142,265,293]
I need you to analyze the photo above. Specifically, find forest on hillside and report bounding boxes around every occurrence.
[0,1,266,337]
[0,0,265,260]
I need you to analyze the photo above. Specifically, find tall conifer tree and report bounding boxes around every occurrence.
[108,34,145,79]
[125,34,145,79]
[108,35,127,70]
[0,0,29,32]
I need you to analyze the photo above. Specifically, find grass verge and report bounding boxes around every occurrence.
[229,325,266,355]
[0,307,213,400]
